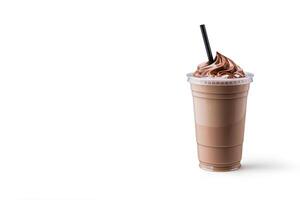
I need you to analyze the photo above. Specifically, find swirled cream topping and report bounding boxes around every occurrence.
[193,52,245,78]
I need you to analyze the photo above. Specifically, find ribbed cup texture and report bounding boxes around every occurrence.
[191,84,250,171]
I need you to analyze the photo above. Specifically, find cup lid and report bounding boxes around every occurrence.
[187,72,254,86]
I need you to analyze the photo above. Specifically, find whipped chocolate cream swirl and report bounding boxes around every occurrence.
[193,52,246,78]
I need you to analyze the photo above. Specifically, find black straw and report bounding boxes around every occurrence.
[200,24,214,64]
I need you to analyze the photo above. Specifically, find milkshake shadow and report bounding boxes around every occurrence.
[240,161,288,172]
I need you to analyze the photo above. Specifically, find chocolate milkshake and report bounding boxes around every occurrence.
[187,52,253,171]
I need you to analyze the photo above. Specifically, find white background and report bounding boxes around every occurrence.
[0,0,299,199]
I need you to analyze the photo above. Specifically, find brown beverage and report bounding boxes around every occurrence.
[188,52,253,171]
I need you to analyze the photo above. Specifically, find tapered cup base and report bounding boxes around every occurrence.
[199,161,241,172]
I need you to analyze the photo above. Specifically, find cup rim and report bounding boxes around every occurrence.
[187,72,254,86]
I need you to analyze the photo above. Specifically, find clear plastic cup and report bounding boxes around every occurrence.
[187,73,253,171]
